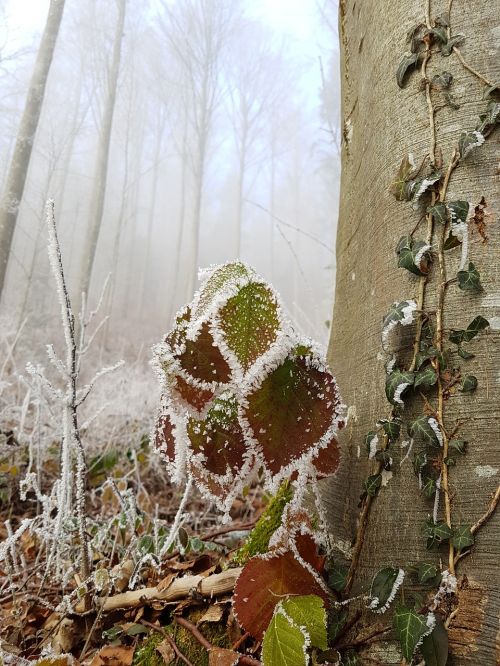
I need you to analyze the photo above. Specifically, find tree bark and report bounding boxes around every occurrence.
[0,0,65,301]
[77,0,126,307]
[325,1,499,663]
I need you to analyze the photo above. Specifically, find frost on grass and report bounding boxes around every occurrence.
[153,262,345,524]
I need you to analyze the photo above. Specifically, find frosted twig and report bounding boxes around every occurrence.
[160,476,194,557]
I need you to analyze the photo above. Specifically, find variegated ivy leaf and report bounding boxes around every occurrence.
[460,374,477,392]
[192,261,253,322]
[369,567,404,613]
[396,53,419,88]
[417,563,438,584]
[411,171,441,205]
[396,236,431,276]
[449,439,467,454]
[218,281,281,373]
[414,366,437,388]
[447,200,469,223]
[429,27,447,44]
[458,130,485,159]
[243,348,341,475]
[393,607,432,662]
[408,416,442,447]
[385,369,414,405]
[365,431,379,458]
[382,300,417,346]
[457,262,482,292]
[377,418,401,441]
[427,202,448,224]
[389,155,417,200]
[422,477,437,498]
[440,33,465,56]
[413,451,427,476]
[187,393,248,479]
[476,100,500,135]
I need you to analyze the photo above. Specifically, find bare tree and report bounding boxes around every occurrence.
[0,0,66,301]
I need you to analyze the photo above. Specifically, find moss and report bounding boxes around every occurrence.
[232,480,293,565]
[133,630,164,666]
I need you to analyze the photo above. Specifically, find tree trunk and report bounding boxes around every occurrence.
[77,0,126,307]
[325,1,499,664]
[0,0,65,301]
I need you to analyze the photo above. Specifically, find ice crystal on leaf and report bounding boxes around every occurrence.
[153,262,345,522]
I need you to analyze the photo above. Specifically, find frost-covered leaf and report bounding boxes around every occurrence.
[172,375,215,412]
[447,200,469,224]
[414,366,437,388]
[193,261,253,322]
[452,525,474,551]
[412,172,441,205]
[364,473,382,497]
[396,53,419,88]
[311,436,340,478]
[396,236,431,276]
[393,606,430,662]
[154,400,176,464]
[427,203,448,224]
[233,549,328,640]
[382,300,417,347]
[421,617,449,666]
[417,562,438,584]
[218,282,280,373]
[385,369,414,405]
[458,130,485,159]
[431,71,453,89]
[369,567,404,613]
[209,648,241,666]
[177,322,231,385]
[460,374,477,392]
[242,348,341,475]
[441,33,465,56]
[389,155,417,200]
[377,418,401,441]
[365,431,379,458]
[457,262,482,292]
[281,595,328,650]
[261,606,308,666]
[408,416,442,447]
[187,393,248,478]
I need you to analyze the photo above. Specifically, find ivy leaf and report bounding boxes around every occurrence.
[377,418,401,441]
[219,282,280,373]
[447,200,469,223]
[364,473,382,497]
[427,202,448,224]
[327,563,348,592]
[408,416,441,446]
[390,155,417,200]
[414,366,437,388]
[413,451,427,476]
[417,563,438,584]
[449,439,467,455]
[393,606,429,662]
[233,549,329,640]
[460,375,478,392]
[375,450,393,470]
[369,567,403,612]
[443,232,461,250]
[243,348,341,475]
[452,525,474,551]
[421,617,449,666]
[412,172,441,205]
[422,477,437,498]
[457,347,474,360]
[281,595,328,650]
[465,315,489,340]
[429,27,447,44]
[458,130,485,159]
[365,431,379,458]
[261,608,308,666]
[434,13,449,27]
[424,519,453,548]
[396,236,430,275]
[396,53,419,88]
[457,262,482,292]
[441,33,465,56]
[431,71,453,89]
[476,100,500,134]
[328,608,348,643]
[386,370,414,405]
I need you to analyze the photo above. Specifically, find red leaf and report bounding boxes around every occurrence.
[233,549,329,640]
[312,437,340,478]
[173,375,215,412]
[154,402,176,463]
[177,322,231,385]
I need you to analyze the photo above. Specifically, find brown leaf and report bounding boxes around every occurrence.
[199,603,225,623]
[156,638,176,664]
[471,196,489,242]
[209,647,241,666]
[90,646,135,666]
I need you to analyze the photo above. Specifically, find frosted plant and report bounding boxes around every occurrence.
[153,261,345,541]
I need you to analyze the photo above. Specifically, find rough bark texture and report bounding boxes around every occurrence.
[0,0,65,300]
[325,1,499,663]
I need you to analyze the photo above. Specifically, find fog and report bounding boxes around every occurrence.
[0,0,340,362]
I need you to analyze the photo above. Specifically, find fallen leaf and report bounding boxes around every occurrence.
[156,638,176,663]
[90,645,134,666]
[209,647,241,665]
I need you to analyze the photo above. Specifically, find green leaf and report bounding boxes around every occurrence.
[369,567,403,612]
[364,473,382,497]
[386,370,415,405]
[447,200,469,223]
[458,130,485,159]
[421,617,449,666]
[457,262,482,292]
[193,261,252,321]
[328,608,348,642]
[441,33,465,56]
[417,563,438,584]
[449,439,467,455]
[413,450,427,476]
[365,431,379,457]
[431,71,453,89]
[219,282,280,373]
[444,456,456,466]
[424,519,453,548]
[457,347,474,360]
[427,203,448,224]
[465,315,489,340]
[327,563,348,592]
[443,232,461,250]
[262,607,308,666]
[375,450,393,470]
[452,525,474,551]
[408,416,442,446]
[412,172,442,204]
[397,53,419,88]
[414,366,437,389]
[422,477,437,498]
[281,595,328,650]
[460,375,478,392]
[377,418,402,441]
[396,236,430,276]
[393,606,429,662]
[390,156,417,200]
